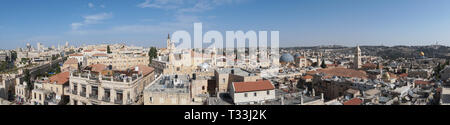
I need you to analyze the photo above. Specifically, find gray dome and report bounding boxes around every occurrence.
[280,53,294,63]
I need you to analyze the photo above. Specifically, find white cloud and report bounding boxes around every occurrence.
[137,0,245,13]
[100,4,106,8]
[69,14,199,35]
[88,2,94,8]
[71,12,113,30]
[137,0,184,9]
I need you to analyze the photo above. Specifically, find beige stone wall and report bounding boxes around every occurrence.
[31,90,46,105]
[215,72,229,93]
[42,83,65,97]
[144,92,194,105]
[231,89,276,104]
[191,79,208,97]
[86,55,149,70]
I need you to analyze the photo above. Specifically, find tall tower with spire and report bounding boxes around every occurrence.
[167,34,174,51]
[167,34,175,64]
[353,45,362,69]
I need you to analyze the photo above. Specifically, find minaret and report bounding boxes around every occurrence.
[167,34,175,65]
[354,45,362,69]
[167,34,172,50]
[316,52,321,67]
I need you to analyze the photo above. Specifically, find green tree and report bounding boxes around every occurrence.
[0,61,7,71]
[148,47,158,63]
[23,69,33,91]
[107,45,112,54]
[10,50,17,62]
[320,59,327,68]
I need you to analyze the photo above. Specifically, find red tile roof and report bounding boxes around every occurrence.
[306,71,318,75]
[343,98,363,105]
[64,58,78,65]
[362,63,377,69]
[399,73,408,78]
[92,53,108,57]
[414,80,431,85]
[131,65,155,76]
[97,49,107,51]
[317,68,367,79]
[49,72,70,85]
[69,53,83,56]
[302,75,313,80]
[327,64,338,67]
[88,64,107,72]
[233,80,275,93]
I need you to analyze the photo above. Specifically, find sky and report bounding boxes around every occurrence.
[1,0,450,49]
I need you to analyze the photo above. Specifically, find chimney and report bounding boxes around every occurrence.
[300,95,304,105]
[376,96,380,104]
[321,93,324,101]
[312,88,316,97]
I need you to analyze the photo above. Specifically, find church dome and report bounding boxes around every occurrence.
[280,53,294,63]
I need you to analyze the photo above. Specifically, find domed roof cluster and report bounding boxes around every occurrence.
[294,53,302,58]
[280,53,294,63]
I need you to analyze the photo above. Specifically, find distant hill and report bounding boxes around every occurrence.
[282,45,450,59]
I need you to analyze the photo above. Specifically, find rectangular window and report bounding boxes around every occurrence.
[267,90,270,95]
[244,93,248,97]
[254,92,257,97]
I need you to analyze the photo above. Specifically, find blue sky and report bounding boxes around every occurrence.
[1,0,450,49]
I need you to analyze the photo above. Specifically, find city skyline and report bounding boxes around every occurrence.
[2,0,450,49]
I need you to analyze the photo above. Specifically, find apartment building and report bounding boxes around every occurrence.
[30,72,70,105]
[69,64,154,105]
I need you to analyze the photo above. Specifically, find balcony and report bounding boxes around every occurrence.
[81,74,88,78]
[80,91,86,97]
[102,77,111,81]
[102,96,110,102]
[89,76,99,81]
[72,90,78,95]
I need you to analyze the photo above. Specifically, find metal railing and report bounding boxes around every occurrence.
[89,94,98,100]
[114,99,123,105]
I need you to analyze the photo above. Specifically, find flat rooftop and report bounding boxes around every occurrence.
[145,74,190,93]
[216,68,255,76]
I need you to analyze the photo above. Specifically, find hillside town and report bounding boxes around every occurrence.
[1,35,449,105]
